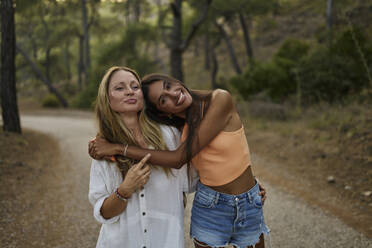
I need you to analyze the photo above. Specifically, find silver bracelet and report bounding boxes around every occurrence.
[123,144,129,157]
[115,188,129,202]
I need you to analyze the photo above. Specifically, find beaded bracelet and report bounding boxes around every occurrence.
[115,188,129,202]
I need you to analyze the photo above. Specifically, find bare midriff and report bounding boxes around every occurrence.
[207,166,255,195]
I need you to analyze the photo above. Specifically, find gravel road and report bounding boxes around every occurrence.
[19,113,372,248]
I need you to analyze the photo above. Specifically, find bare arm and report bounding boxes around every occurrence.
[124,89,235,168]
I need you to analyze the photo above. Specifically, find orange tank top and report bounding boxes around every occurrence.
[181,124,251,186]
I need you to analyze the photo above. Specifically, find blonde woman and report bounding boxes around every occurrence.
[88,66,195,248]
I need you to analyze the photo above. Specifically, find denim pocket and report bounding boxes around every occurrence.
[194,191,216,208]
[252,193,263,209]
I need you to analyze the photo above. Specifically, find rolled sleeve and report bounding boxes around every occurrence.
[92,195,120,224]
[88,159,120,224]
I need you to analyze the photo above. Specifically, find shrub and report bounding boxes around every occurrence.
[42,94,60,108]
[230,61,291,101]
[274,38,310,63]
[231,38,310,102]
[298,28,372,103]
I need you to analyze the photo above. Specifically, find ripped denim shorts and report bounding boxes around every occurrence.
[190,180,270,248]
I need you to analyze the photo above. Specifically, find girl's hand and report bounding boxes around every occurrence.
[118,154,152,197]
[89,138,103,160]
[89,137,120,159]
[258,182,267,205]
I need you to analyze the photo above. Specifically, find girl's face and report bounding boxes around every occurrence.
[108,70,144,114]
[147,80,192,117]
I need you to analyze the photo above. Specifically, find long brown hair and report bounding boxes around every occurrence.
[95,67,171,177]
[141,73,212,164]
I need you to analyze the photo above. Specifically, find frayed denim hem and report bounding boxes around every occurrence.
[191,230,272,248]
[230,231,272,248]
[191,236,230,248]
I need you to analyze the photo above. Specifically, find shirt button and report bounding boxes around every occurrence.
[140,193,144,197]
[144,229,147,233]
[143,246,146,248]
[142,212,146,216]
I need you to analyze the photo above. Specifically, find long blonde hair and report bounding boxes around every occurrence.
[95,66,171,177]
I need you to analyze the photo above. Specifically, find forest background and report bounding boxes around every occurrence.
[1,0,372,239]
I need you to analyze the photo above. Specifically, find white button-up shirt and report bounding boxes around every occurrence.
[89,125,197,248]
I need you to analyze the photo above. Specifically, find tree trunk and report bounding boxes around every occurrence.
[45,47,51,82]
[170,0,184,81]
[239,13,254,67]
[1,0,21,133]
[210,37,221,89]
[193,39,199,56]
[326,0,333,30]
[170,48,184,82]
[154,0,167,73]
[125,0,132,24]
[81,0,90,85]
[17,45,69,108]
[204,32,210,70]
[215,21,242,75]
[133,0,141,22]
[210,46,218,89]
[327,0,334,54]
[64,41,71,82]
[169,0,212,82]
[78,35,84,90]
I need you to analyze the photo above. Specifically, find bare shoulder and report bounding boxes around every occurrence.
[211,89,233,107]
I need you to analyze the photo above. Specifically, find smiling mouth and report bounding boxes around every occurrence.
[176,92,185,105]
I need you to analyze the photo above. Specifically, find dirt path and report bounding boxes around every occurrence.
[15,111,372,247]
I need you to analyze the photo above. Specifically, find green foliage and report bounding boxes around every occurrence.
[274,38,310,63]
[230,61,291,101]
[230,28,372,104]
[231,38,309,101]
[298,28,372,103]
[212,0,278,16]
[71,82,98,109]
[73,23,157,109]
[42,94,60,108]
[95,23,156,75]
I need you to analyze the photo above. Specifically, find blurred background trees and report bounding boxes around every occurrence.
[1,0,371,112]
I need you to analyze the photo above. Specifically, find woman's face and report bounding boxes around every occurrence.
[147,80,192,116]
[108,70,144,114]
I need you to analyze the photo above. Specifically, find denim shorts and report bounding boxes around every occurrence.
[190,181,270,248]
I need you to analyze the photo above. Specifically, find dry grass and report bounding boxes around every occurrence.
[0,128,60,246]
[241,101,372,237]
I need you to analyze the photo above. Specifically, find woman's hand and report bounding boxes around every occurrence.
[118,154,152,198]
[89,137,121,160]
[258,182,267,205]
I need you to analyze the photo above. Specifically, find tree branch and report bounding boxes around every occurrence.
[16,44,69,107]
[170,2,181,18]
[180,0,212,51]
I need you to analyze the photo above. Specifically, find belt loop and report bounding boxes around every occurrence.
[247,192,252,203]
[214,192,219,205]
